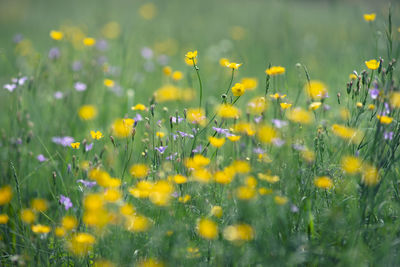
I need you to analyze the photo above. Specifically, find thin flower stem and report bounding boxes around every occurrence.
[192,59,203,108]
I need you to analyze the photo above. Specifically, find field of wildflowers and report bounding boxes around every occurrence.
[1,0,400,266]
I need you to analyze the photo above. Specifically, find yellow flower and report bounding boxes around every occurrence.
[131,103,147,111]
[178,194,191,203]
[0,185,12,206]
[257,124,278,144]
[362,164,379,186]
[280,102,292,109]
[62,215,78,231]
[90,130,103,140]
[83,193,104,211]
[208,136,226,148]
[368,104,375,110]
[104,79,115,88]
[185,50,198,60]
[219,58,230,67]
[21,209,36,224]
[309,102,322,110]
[125,214,151,232]
[227,135,241,142]
[217,104,240,119]
[149,180,174,206]
[265,66,285,76]
[154,85,180,102]
[274,195,288,205]
[68,233,96,256]
[226,62,242,69]
[137,259,164,267]
[236,186,256,200]
[390,92,400,108]
[233,160,251,173]
[50,30,63,40]
[185,154,210,170]
[356,102,363,108]
[305,80,328,100]
[71,142,80,149]
[341,156,362,174]
[162,66,172,76]
[139,3,157,20]
[83,37,96,46]
[259,187,273,195]
[197,218,218,240]
[331,124,363,143]
[192,168,212,183]
[314,176,333,189]
[187,108,206,126]
[172,71,183,81]
[156,132,165,138]
[130,164,149,179]
[365,59,380,70]
[377,115,393,124]
[120,203,135,216]
[78,105,97,120]
[349,73,358,80]
[234,122,256,136]
[31,198,48,212]
[363,13,376,22]
[104,188,122,203]
[55,227,66,237]
[101,21,121,39]
[301,149,315,163]
[286,108,313,124]
[31,224,51,234]
[210,206,223,218]
[231,83,245,96]
[240,78,258,91]
[223,224,254,243]
[0,214,9,224]
[172,174,187,184]
[270,93,286,100]
[258,173,280,184]
[112,118,135,138]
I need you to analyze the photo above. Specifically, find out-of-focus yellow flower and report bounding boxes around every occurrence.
[257,124,278,144]
[349,73,358,80]
[104,188,122,203]
[258,173,280,184]
[130,164,149,179]
[301,149,315,163]
[377,115,393,124]
[139,3,157,20]
[185,154,210,170]
[227,135,241,142]
[50,30,64,41]
[305,80,328,100]
[154,85,180,102]
[0,214,9,224]
[0,185,12,206]
[356,102,363,108]
[314,176,333,189]
[62,215,78,231]
[365,59,380,70]
[156,132,165,138]
[78,105,97,120]
[120,203,135,216]
[231,83,245,96]
[341,156,362,174]
[192,168,212,183]
[208,136,226,148]
[187,108,206,126]
[71,142,80,149]
[331,124,363,143]
[102,21,121,39]
[94,259,116,267]
[223,224,254,243]
[21,209,35,224]
[368,104,375,110]
[55,227,66,237]
[172,71,183,81]
[363,13,376,22]
[210,206,223,218]
[265,66,285,76]
[241,78,258,91]
[129,181,154,198]
[137,258,164,267]
[362,164,379,186]
[112,118,135,138]
[83,37,96,46]
[104,79,115,88]
[236,186,256,200]
[280,102,292,109]
[197,218,218,240]
[31,198,48,212]
[234,122,256,136]
[286,108,313,124]
[68,233,96,256]
[219,58,230,67]
[31,224,51,234]
[217,104,240,119]
[214,167,235,184]
[270,93,286,100]
[226,62,242,69]
[84,193,104,211]
[171,174,187,184]
[149,180,174,206]
[125,214,151,232]
[259,187,273,195]
[274,195,288,205]
[162,66,172,76]
[131,103,147,111]
[178,194,191,203]
[233,160,250,173]
[390,92,400,108]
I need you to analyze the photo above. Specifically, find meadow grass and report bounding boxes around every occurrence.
[1,0,400,266]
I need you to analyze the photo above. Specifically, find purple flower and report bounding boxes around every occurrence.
[67,164,72,173]
[48,47,61,60]
[96,39,108,51]
[212,127,230,135]
[54,91,63,99]
[177,131,194,138]
[384,102,391,114]
[74,82,87,92]
[254,116,263,124]
[3,84,16,92]
[12,77,27,86]
[384,131,394,140]
[37,154,47,162]
[155,146,167,154]
[171,116,183,124]
[370,89,379,100]
[253,147,264,154]
[166,152,178,160]
[85,143,93,152]
[157,54,169,65]
[192,145,203,153]
[292,143,305,151]
[59,195,73,210]
[52,136,74,147]
[272,138,285,147]
[141,47,153,59]
[13,34,23,43]
[77,179,96,188]
[133,113,143,122]
[72,61,82,71]
[271,119,287,128]
[291,205,299,213]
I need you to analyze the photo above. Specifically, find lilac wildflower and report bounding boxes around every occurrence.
[254,116,263,124]
[48,47,61,60]
[166,152,178,160]
[54,91,63,99]
[155,146,168,154]
[85,143,93,152]
[370,89,379,100]
[192,145,203,153]
[171,116,183,124]
[141,47,153,59]
[384,131,394,140]
[3,84,16,92]
[52,136,74,147]
[59,195,73,210]
[272,138,285,147]
[77,179,97,188]
[133,113,143,122]
[271,119,288,128]
[74,82,87,92]
[37,154,47,162]
[157,54,169,65]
